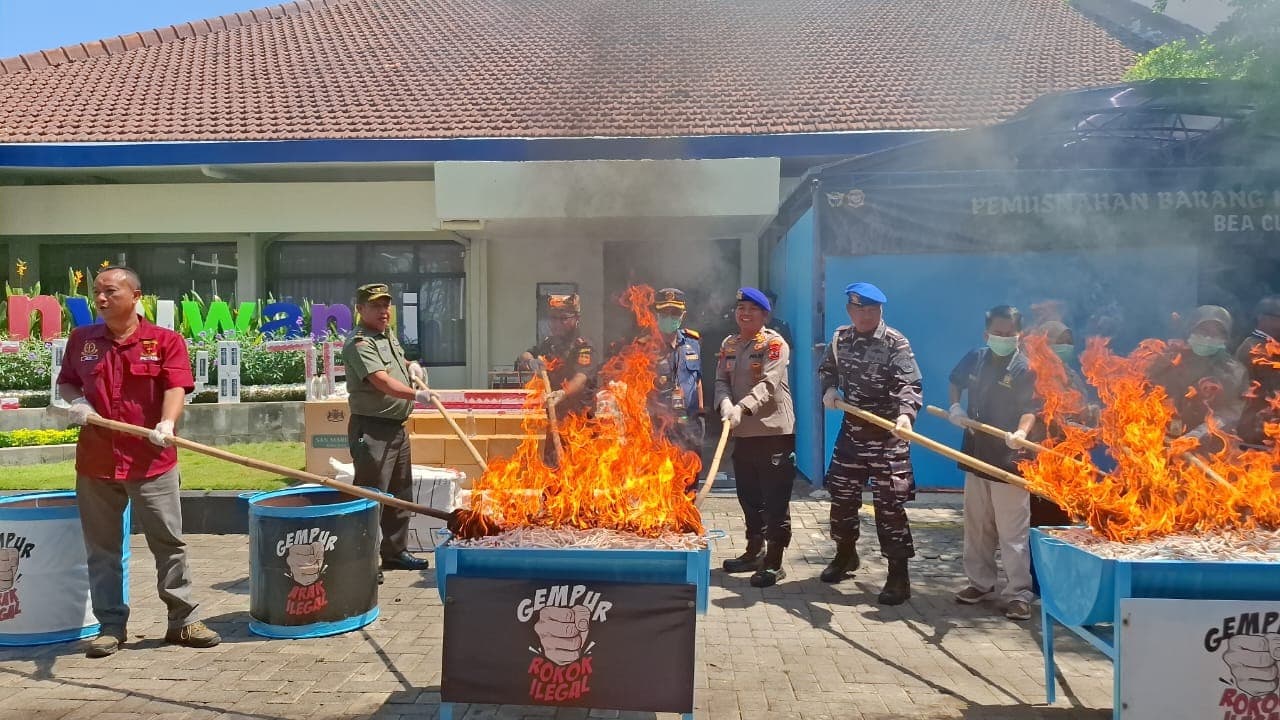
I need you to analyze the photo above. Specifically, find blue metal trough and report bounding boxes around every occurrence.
[434,530,720,720]
[1032,527,1280,719]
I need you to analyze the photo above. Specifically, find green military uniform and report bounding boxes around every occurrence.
[343,284,417,561]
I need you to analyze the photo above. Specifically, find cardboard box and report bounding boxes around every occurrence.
[304,400,352,476]
[445,437,489,465]
[409,436,447,465]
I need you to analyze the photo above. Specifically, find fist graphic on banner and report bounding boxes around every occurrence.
[534,605,591,665]
[0,548,17,592]
[1224,633,1280,697]
[285,542,326,586]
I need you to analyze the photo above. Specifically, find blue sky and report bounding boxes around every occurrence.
[0,0,270,57]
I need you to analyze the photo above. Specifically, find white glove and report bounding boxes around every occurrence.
[822,387,839,410]
[414,389,439,406]
[65,397,96,427]
[545,389,566,407]
[891,414,912,440]
[721,402,743,428]
[1005,428,1028,450]
[948,402,968,427]
[149,419,175,447]
[408,363,428,387]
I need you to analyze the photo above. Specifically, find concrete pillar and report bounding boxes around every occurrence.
[466,236,489,388]
[237,234,262,302]
[740,236,760,288]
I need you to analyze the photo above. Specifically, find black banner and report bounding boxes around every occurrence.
[442,577,696,713]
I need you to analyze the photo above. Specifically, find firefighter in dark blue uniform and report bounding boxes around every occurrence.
[652,288,705,452]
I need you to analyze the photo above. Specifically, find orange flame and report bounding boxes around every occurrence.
[1020,334,1280,542]
[462,285,705,537]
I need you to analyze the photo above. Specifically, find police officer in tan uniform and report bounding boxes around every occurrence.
[343,283,436,579]
[716,287,795,588]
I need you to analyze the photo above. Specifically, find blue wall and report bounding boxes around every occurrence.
[768,209,822,482]
[820,247,1199,489]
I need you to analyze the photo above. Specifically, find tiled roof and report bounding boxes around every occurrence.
[0,0,1136,142]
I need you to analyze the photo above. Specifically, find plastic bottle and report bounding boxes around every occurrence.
[465,408,477,438]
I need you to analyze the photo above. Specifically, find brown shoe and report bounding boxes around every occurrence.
[164,621,221,648]
[85,627,126,658]
[1005,599,1032,621]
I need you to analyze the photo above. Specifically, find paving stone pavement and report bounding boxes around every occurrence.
[0,493,1114,720]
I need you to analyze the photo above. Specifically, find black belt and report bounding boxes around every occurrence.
[351,414,408,426]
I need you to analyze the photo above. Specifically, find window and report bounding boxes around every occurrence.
[40,243,238,301]
[268,241,466,365]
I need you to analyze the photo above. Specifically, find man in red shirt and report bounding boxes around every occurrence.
[55,266,220,658]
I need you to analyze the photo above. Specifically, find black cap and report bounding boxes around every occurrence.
[654,288,687,311]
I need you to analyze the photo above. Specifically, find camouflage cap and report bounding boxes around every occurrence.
[356,283,392,303]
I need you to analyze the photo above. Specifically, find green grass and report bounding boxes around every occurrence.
[0,441,302,491]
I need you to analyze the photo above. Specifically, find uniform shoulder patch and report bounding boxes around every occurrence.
[768,340,782,361]
[577,347,593,366]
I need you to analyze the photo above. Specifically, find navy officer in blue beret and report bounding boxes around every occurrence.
[818,282,923,605]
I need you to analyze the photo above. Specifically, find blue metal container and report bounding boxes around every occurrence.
[245,485,381,639]
[1032,528,1280,628]
[0,490,130,646]
[435,530,720,615]
[1033,527,1280,717]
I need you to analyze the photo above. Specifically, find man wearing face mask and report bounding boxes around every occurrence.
[652,289,705,452]
[1148,305,1246,445]
[716,288,795,588]
[518,293,596,421]
[947,305,1038,621]
[818,283,922,605]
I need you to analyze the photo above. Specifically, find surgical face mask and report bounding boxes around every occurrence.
[1188,334,1226,357]
[658,316,682,334]
[1052,344,1075,363]
[986,334,1018,357]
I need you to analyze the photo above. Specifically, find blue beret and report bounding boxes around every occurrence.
[844,282,886,306]
[736,287,771,312]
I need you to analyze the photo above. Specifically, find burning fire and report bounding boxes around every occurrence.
[461,285,705,537]
[1021,333,1280,542]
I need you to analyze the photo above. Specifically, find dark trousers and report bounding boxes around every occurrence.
[731,434,795,547]
[348,414,413,558]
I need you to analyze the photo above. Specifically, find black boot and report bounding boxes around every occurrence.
[878,558,911,605]
[819,540,860,583]
[749,542,786,587]
[722,538,764,573]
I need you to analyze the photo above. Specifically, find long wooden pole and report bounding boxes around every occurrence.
[409,377,488,470]
[834,400,1036,494]
[694,421,733,508]
[925,405,1072,460]
[536,366,565,467]
[85,415,458,522]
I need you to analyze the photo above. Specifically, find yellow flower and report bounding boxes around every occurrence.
[100,259,111,269]
[73,269,84,290]
[14,259,26,278]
